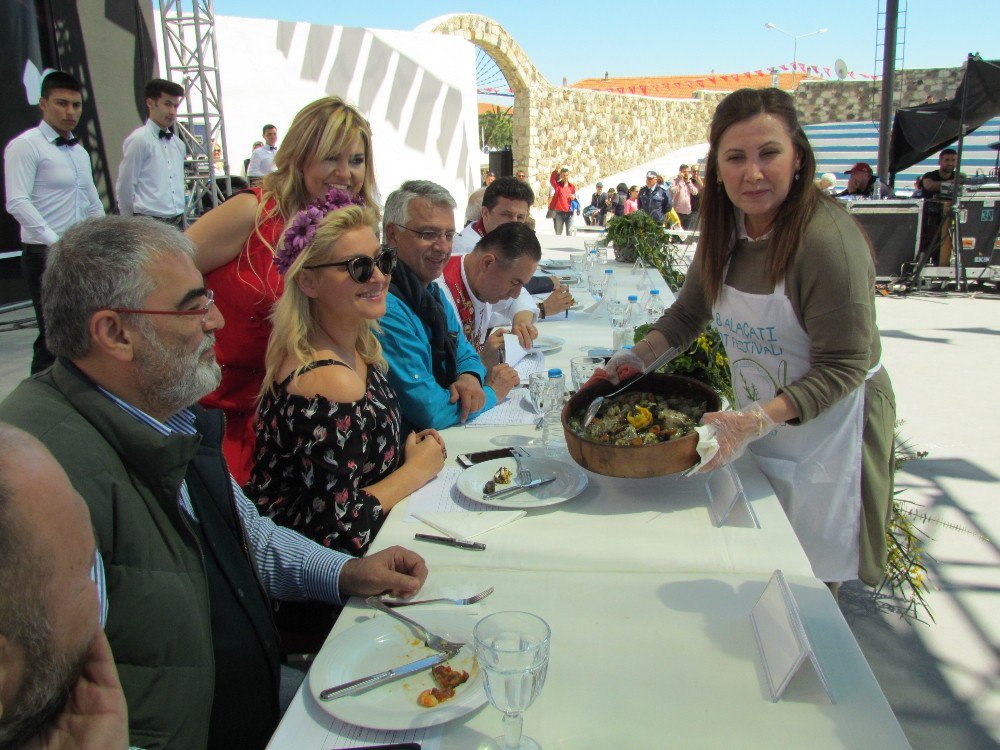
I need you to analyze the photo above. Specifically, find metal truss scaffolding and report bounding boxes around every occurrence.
[157,0,231,224]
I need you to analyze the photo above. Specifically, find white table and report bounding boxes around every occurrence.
[265,248,909,749]
[269,571,908,749]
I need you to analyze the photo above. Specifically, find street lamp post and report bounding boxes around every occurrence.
[764,22,828,90]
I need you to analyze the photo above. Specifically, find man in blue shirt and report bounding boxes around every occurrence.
[377,180,518,429]
[638,170,672,224]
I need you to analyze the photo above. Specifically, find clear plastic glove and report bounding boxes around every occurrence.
[581,347,646,390]
[698,402,776,473]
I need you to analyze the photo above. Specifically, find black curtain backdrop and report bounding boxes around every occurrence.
[0,0,48,255]
[889,57,1000,177]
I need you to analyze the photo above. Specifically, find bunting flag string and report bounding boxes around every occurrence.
[584,61,881,96]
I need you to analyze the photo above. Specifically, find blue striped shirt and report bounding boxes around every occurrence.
[89,388,347,612]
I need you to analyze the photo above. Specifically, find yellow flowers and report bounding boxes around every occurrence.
[626,405,653,429]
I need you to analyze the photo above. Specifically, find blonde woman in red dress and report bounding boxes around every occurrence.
[186,97,379,484]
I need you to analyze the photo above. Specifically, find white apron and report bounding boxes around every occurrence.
[714,279,871,582]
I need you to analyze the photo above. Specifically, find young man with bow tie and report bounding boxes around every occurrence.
[247,123,279,185]
[115,79,187,228]
[3,70,105,374]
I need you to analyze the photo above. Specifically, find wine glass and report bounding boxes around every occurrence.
[587,269,608,303]
[474,611,551,750]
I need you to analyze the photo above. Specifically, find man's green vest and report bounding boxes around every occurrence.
[0,361,281,749]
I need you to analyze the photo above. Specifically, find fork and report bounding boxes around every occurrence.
[366,596,466,654]
[380,587,494,608]
[512,451,532,487]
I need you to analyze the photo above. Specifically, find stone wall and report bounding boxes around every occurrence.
[794,66,965,124]
[430,14,723,204]
[430,15,970,202]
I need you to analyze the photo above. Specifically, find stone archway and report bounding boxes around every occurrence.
[422,14,544,187]
[424,13,721,206]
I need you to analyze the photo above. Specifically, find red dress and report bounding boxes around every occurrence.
[200,188,285,485]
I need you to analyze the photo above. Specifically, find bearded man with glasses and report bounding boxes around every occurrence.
[0,216,429,750]
[378,180,518,429]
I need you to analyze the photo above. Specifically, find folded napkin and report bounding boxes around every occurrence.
[414,510,526,540]
[683,424,721,475]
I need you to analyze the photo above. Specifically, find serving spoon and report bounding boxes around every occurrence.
[582,346,680,428]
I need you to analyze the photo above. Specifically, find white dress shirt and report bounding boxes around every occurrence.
[450,221,481,256]
[247,144,277,177]
[4,120,104,245]
[435,256,537,348]
[115,119,186,217]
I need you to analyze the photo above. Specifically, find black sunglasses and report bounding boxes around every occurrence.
[304,246,397,283]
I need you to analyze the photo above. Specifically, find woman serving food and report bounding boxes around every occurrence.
[595,88,895,591]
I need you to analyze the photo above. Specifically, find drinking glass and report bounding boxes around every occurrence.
[586,269,608,303]
[528,371,549,414]
[569,253,587,283]
[474,611,551,750]
[606,298,629,329]
[570,356,604,390]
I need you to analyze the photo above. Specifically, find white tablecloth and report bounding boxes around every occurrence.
[269,571,909,749]
[266,247,908,749]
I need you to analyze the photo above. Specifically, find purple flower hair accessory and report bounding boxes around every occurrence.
[275,187,366,275]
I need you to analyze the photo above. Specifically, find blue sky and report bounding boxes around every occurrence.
[214,1,998,86]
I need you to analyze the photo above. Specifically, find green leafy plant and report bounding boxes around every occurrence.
[478,105,512,150]
[633,323,735,405]
[603,213,685,291]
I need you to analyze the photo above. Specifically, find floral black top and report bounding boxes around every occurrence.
[247,359,404,555]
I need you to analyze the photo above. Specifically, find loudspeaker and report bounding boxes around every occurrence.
[956,192,1000,268]
[846,200,923,278]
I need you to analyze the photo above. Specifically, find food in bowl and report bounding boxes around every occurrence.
[568,391,707,447]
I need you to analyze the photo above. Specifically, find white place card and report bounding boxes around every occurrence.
[705,464,759,528]
[749,570,835,704]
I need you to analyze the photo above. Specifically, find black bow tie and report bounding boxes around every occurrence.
[159,129,173,140]
[268,145,276,151]
[53,136,77,148]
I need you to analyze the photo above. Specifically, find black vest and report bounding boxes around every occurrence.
[186,408,283,750]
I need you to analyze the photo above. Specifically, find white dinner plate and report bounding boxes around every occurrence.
[458,456,589,509]
[308,612,485,730]
[531,336,565,352]
[539,259,571,270]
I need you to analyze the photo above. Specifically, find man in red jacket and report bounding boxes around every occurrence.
[548,165,576,235]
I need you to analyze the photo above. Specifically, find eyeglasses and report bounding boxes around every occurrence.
[393,224,456,243]
[305,246,397,283]
[102,288,215,323]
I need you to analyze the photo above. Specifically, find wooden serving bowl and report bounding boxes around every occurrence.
[561,373,722,478]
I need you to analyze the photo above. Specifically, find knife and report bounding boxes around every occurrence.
[320,652,450,700]
[414,533,486,551]
[483,475,557,501]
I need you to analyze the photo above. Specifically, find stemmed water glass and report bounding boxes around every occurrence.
[474,611,551,750]
[586,269,608,303]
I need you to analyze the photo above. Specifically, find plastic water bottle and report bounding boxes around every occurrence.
[603,268,617,302]
[541,368,566,457]
[614,295,638,348]
[588,248,600,270]
[644,289,665,325]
